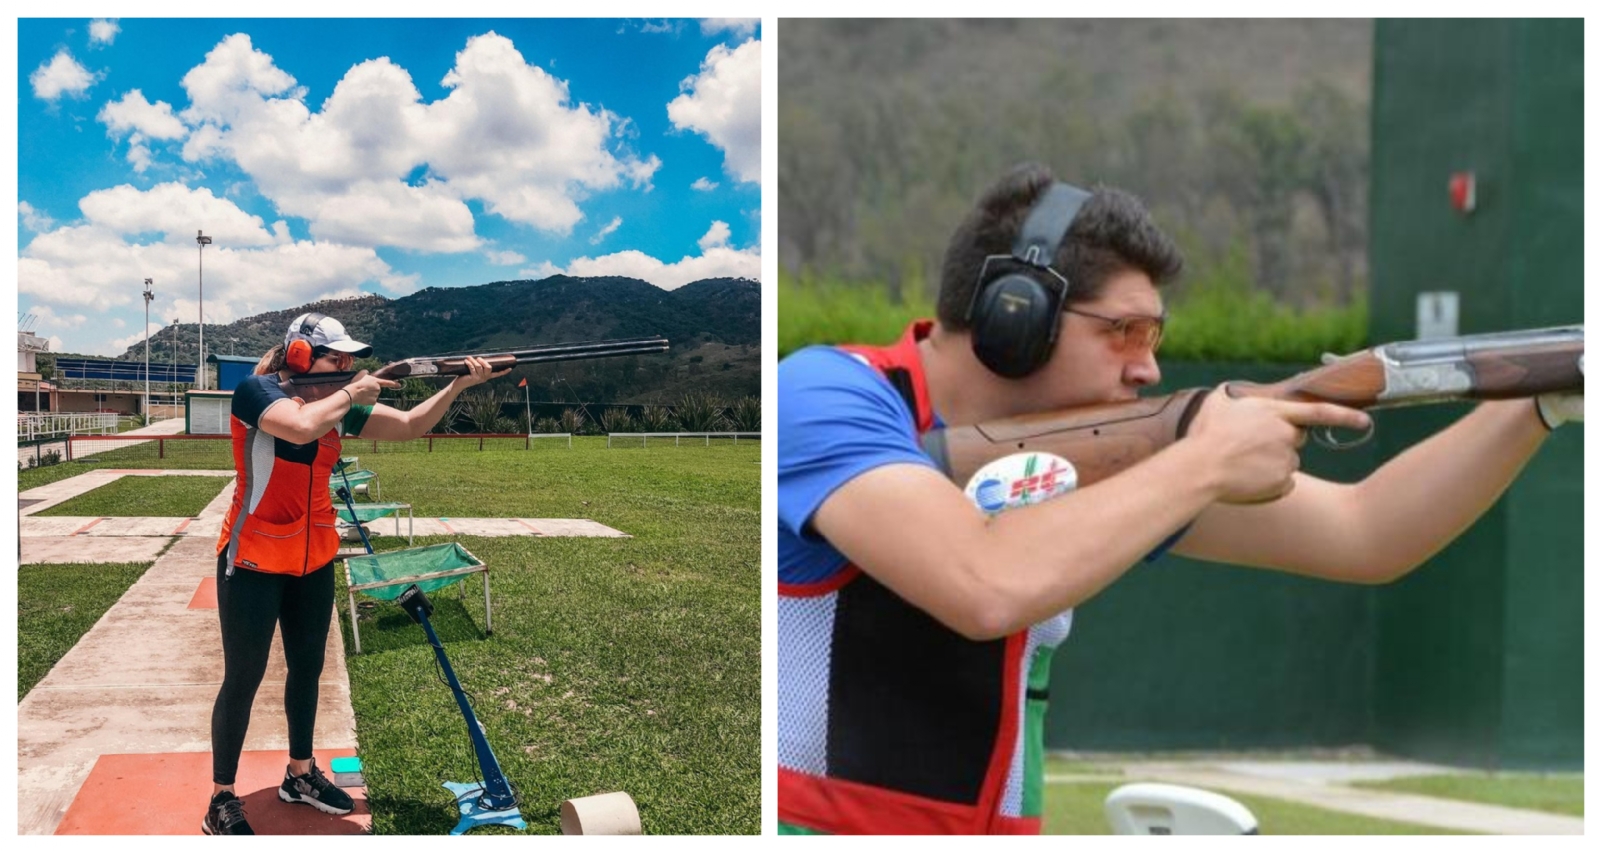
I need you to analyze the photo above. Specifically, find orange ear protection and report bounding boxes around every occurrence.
[284,312,327,373]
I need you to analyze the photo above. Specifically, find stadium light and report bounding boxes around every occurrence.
[196,230,213,390]
[143,278,154,422]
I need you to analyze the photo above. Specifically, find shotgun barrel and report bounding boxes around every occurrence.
[284,335,670,401]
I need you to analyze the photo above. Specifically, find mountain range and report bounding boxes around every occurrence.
[91,275,761,404]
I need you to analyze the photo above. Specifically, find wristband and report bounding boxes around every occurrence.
[341,388,355,407]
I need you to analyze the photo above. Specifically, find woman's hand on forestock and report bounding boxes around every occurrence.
[450,356,510,391]
[345,370,399,406]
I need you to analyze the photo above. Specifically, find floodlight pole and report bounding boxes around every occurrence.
[143,278,154,421]
[196,230,212,390]
[170,318,179,396]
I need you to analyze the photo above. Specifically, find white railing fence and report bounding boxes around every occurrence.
[17,412,120,442]
[606,431,761,447]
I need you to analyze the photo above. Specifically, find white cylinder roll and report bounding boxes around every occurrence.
[559,792,641,835]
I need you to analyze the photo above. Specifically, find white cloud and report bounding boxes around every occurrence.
[698,220,731,252]
[535,220,758,290]
[18,219,404,327]
[589,216,622,245]
[89,19,121,47]
[667,39,760,184]
[108,323,163,356]
[99,90,189,173]
[304,180,480,252]
[78,182,279,246]
[640,20,682,35]
[701,19,758,38]
[517,261,562,280]
[29,305,90,328]
[30,50,99,101]
[486,250,526,266]
[690,176,719,192]
[19,201,56,232]
[100,90,187,139]
[175,32,659,249]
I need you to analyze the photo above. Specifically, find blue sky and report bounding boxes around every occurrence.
[17,18,762,356]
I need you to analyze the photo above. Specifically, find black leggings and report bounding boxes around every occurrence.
[210,554,335,785]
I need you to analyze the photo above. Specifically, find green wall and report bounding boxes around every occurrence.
[1047,20,1581,768]
[1367,18,1582,770]
[1047,361,1381,751]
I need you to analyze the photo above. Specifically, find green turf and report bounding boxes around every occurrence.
[1352,774,1583,817]
[18,459,102,491]
[335,439,758,835]
[34,475,229,517]
[1045,755,1123,775]
[18,561,154,701]
[1044,780,1474,834]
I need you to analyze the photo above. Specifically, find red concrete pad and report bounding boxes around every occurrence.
[188,577,218,609]
[56,749,368,835]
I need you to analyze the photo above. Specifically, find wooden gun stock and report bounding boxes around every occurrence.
[923,388,1212,487]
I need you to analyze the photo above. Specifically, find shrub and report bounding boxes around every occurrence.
[674,392,726,432]
[601,407,635,434]
[780,255,1369,364]
[727,396,760,432]
[779,270,936,357]
[637,406,675,432]
[558,408,588,435]
[534,417,560,434]
[459,390,507,433]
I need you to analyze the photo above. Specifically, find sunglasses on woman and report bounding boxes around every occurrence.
[315,349,355,370]
[1063,306,1167,353]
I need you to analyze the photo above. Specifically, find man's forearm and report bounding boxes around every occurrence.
[1349,399,1549,578]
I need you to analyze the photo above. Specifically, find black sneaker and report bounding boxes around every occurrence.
[203,790,255,835]
[278,759,354,815]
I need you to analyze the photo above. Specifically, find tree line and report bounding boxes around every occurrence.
[780,19,1371,308]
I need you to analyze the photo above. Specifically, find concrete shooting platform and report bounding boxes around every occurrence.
[17,485,360,835]
[18,464,634,833]
[56,749,367,835]
[18,469,628,566]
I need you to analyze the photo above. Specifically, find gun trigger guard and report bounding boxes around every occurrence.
[1312,420,1375,451]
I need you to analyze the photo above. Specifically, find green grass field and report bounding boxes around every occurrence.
[1353,774,1583,817]
[34,475,228,517]
[1044,780,1473,834]
[335,439,759,834]
[18,561,155,701]
[17,438,758,834]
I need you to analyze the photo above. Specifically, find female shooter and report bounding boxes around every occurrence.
[203,312,505,835]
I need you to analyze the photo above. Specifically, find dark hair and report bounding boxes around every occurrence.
[936,163,1184,330]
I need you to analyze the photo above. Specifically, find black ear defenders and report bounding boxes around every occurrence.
[965,182,1091,378]
[284,312,327,374]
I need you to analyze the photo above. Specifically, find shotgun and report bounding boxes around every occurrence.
[283,335,670,403]
[922,325,1583,490]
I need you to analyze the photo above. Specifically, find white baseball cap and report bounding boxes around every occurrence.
[285,312,373,358]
